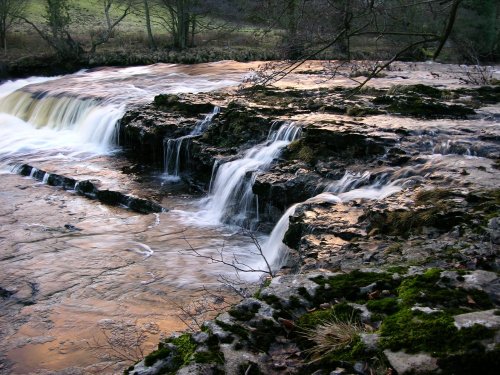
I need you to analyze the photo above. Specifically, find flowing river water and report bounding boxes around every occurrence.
[1,61,498,374]
[0,62,286,375]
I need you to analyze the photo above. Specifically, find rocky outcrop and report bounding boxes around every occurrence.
[116,75,500,375]
[127,268,500,375]
[16,164,165,214]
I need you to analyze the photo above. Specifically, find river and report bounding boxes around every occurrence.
[0,61,278,375]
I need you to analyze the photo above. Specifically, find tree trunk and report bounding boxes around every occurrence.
[144,0,156,50]
[190,14,196,47]
[175,0,190,49]
[0,27,5,53]
[343,0,351,60]
[433,0,462,61]
[285,0,299,58]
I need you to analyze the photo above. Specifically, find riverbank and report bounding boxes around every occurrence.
[0,47,279,80]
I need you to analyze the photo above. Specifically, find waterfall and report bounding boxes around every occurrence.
[163,107,219,181]
[0,64,240,160]
[0,90,124,156]
[202,122,302,228]
[261,171,403,272]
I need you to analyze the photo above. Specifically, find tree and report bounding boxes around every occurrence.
[452,0,498,60]
[143,0,156,50]
[250,0,474,88]
[23,0,83,58]
[90,0,133,53]
[0,0,28,53]
[433,0,462,60]
[158,0,196,49]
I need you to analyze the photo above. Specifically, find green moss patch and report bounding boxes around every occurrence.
[310,270,400,304]
[397,269,493,312]
[143,333,196,369]
[380,308,494,354]
[366,297,399,315]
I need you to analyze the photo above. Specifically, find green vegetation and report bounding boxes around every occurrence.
[397,268,493,312]
[143,333,196,370]
[380,308,494,354]
[310,270,400,304]
[297,303,361,330]
[0,0,498,78]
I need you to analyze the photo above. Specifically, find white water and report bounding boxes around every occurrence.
[0,64,241,164]
[200,122,302,228]
[261,171,404,271]
[163,107,220,181]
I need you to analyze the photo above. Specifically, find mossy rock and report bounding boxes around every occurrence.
[143,333,196,370]
[153,94,213,115]
[310,270,400,305]
[397,268,493,312]
[380,308,495,354]
[387,84,443,99]
[346,105,382,116]
[365,190,468,237]
[228,300,261,321]
[202,102,270,147]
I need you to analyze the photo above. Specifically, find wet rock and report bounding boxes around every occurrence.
[64,224,82,232]
[488,217,500,244]
[383,350,438,374]
[201,101,271,148]
[96,189,123,205]
[15,165,165,214]
[74,180,98,197]
[176,363,218,375]
[153,94,214,115]
[454,309,500,330]
[47,174,77,190]
[260,273,332,309]
[0,286,13,299]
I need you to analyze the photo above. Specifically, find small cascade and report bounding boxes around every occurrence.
[431,139,475,157]
[325,171,371,193]
[262,170,403,272]
[0,91,124,152]
[163,107,219,181]
[191,106,219,136]
[203,122,302,228]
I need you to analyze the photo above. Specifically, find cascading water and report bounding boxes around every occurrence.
[0,64,273,375]
[260,170,404,271]
[201,122,302,228]
[163,107,219,181]
[0,64,240,163]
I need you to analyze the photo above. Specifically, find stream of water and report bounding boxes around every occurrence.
[0,62,273,375]
[1,61,486,374]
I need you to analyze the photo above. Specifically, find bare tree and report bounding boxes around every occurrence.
[181,229,274,277]
[90,0,133,53]
[433,0,463,60]
[0,0,28,53]
[248,0,470,89]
